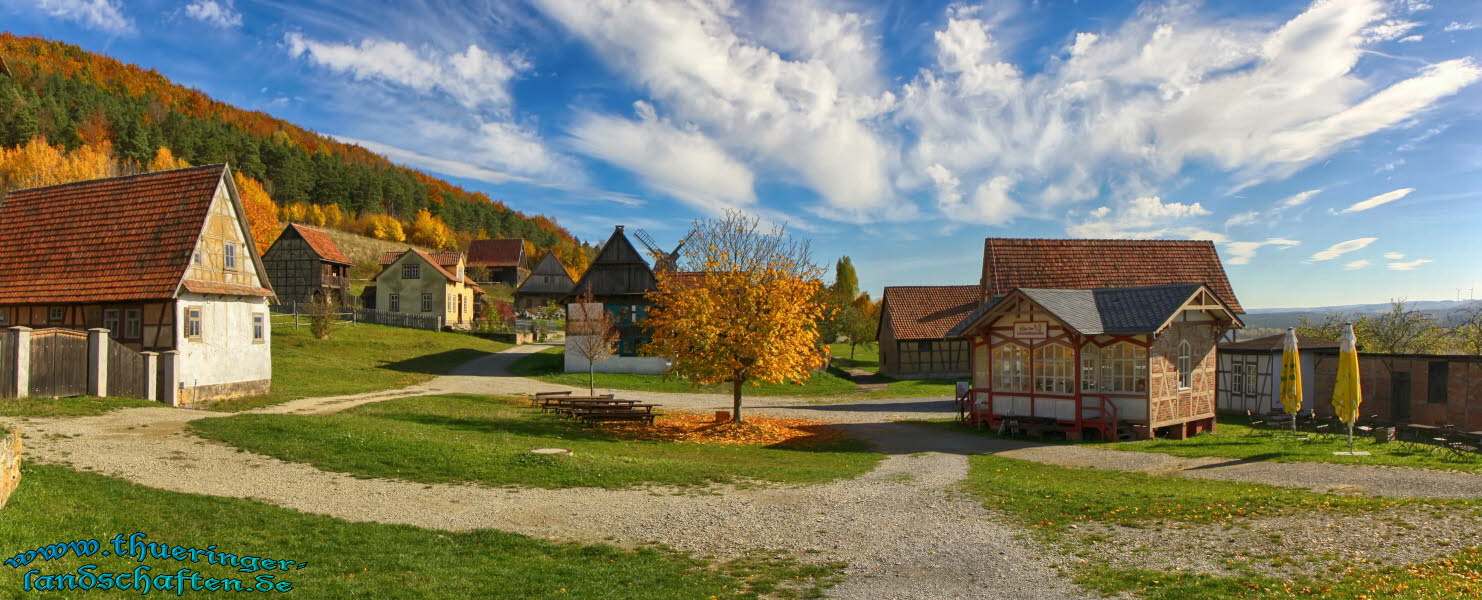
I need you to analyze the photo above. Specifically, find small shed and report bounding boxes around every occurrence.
[515,253,575,312]
[261,224,353,308]
[1311,351,1482,429]
[877,285,979,378]
[1215,333,1338,415]
[467,238,528,286]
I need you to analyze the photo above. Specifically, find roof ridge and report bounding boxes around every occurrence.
[3,163,227,196]
[1015,282,1206,293]
[986,237,1215,244]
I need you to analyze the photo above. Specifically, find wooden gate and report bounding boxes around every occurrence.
[29,329,89,398]
[0,333,13,397]
[107,338,147,398]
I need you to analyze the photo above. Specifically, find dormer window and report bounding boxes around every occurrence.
[403,263,420,279]
[224,243,237,270]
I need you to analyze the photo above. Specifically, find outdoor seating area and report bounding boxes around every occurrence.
[1242,408,1482,461]
[532,390,660,425]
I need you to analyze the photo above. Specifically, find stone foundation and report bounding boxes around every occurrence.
[1,428,20,510]
[180,379,271,406]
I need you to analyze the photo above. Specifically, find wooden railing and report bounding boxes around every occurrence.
[956,387,994,426]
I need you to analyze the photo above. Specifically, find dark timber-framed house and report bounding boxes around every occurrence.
[877,285,979,378]
[466,238,528,287]
[564,225,667,374]
[515,253,575,312]
[261,224,353,308]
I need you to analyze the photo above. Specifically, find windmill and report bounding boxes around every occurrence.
[633,229,692,272]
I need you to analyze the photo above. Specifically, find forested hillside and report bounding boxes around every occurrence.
[0,34,592,271]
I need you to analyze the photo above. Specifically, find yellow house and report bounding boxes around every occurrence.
[375,249,480,329]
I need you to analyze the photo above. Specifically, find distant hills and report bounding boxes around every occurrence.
[1241,299,1480,332]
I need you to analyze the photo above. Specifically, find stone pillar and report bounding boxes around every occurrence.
[141,352,158,402]
[9,327,30,398]
[159,351,180,407]
[87,328,109,397]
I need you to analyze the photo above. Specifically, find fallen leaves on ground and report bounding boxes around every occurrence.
[605,412,848,447]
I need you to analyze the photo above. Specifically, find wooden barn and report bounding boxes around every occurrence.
[1216,333,1337,415]
[261,224,353,308]
[466,238,528,286]
[877,285,979,378]
[566,225,665,374]
[953,283,1242,440]
[0,165,275,403]
[515,253,575,312]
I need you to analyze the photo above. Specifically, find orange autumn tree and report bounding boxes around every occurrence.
[232,171,282,253]
[643,210,829,423]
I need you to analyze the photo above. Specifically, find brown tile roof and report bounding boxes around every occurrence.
[466,238,525,267]
[0,165,234,304]
[182,281,275,297]
[287,224,352,265]
[388,248,474,285]
[981,238,1243,313]
[882,285,981,340]
[380,250,461,267]
[1220,333,1340,352]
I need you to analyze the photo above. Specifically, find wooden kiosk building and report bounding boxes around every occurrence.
[261,224,353,307]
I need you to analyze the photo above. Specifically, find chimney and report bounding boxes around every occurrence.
[615,225,625,233]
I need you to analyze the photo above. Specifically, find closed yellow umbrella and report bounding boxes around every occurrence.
[1278,327,1303,434]
[1332,322,1364,454]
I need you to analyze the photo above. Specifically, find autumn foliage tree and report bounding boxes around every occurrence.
[567,286,620,395]
[232,170,282,254]
[643,211,829,423]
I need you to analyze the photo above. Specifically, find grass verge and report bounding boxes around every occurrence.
[0,464,838,598]
[206,323,510,412]
[1107,416,1482,473]
[189,394,881,489]
[0,396,157,418]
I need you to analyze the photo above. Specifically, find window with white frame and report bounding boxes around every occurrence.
[1177,340,1193,389]
[48,306,64,322]
[1244,362,1258,398]
[402,263,420,279]
[252,314,265,342]
[1033,343,1074,393]
[992,344,1029,392]
[124,309,142,339]
[1080,345,1099,392]
[103,309,120,336]
[224,243,237,270]
[1099,342,1147,393]
[421,293,433,313]
[388,293,401,312]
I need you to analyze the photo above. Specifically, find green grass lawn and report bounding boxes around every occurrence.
[0,396,158,418]
[0,464,838,598]
[189,394,881,489]
[827,342,879,372]
[207,323,511,412]
[515,346,957,399]
[1107,415,1482,473]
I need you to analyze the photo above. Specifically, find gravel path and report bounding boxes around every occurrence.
[9,343,1482,598]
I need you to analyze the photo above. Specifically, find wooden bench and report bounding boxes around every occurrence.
[574,410,657,425]
[539,394,615,412]
[531,390,572,407]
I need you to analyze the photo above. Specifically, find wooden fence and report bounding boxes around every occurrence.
[0,333,13,398]
[351,308,442,331]
[29,329,88,398]
[106,338,148,398]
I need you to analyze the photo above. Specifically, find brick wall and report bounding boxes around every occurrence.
[1148,322,1219,427]
[1312,354,1482,429]
[0,428,19,510]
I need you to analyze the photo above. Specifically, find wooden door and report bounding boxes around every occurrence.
[1391,372,1412,422]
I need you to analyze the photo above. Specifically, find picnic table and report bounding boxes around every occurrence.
[548,398,643,416]
[538,394,615,412]
[570,403,661,424]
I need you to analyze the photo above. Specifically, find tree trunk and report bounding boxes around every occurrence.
[588,363,596,395]
[732,379,744,423]
[850,343,857,360]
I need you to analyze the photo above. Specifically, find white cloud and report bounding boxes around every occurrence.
[1399,35,1423,43]
[284,33,527,110]
[1340,187,1413,213]
[1311,237,1378,261]
[184,0,241,29]
[568,102,757,215]
[1388,258,1432,270]
[1445,22,1478,32]
[1225,237,1301,264]
[1344,259,1372,270]
[533,0,899,222]
[1362,19,1420,42]
[1224,210,1261,228]
[1384,252,1405,259]
[925,164,1022,226]
[1067,195,1221,240]
[35,0,132,33]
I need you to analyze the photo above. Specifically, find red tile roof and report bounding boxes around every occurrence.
[466,238,525,267]
[981,238,1243,313]
[380,250,462,267]
[881,285,981,340]
[387,248,473,286]
[0,165,247,304]
[286,224,352,265]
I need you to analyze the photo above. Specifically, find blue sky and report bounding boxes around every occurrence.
[5,0,1482,309]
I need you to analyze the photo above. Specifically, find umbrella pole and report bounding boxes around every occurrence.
[1348,423,1355,454]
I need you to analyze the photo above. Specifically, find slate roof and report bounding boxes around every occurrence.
[1017,283,1208,335]
[0,164,263,304]
[881,285,981,340]
[466,238,525,267]
[1220,333,1341,352]
[981,238,1243,313]
[285,224,352,265]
